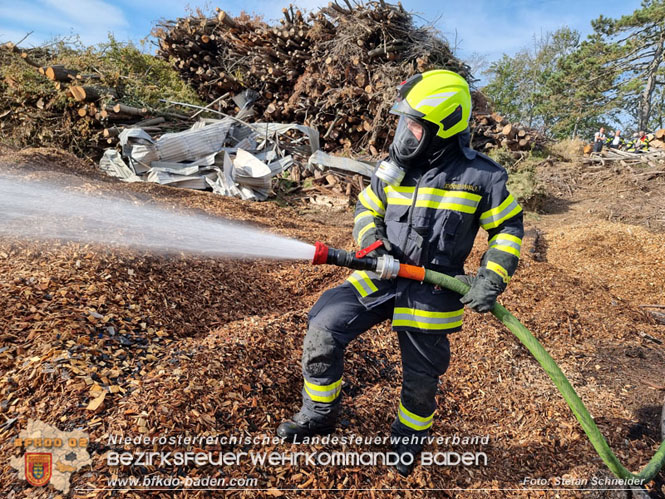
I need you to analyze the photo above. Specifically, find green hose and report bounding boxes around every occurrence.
[424,269,665,484]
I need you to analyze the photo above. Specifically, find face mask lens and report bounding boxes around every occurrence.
[394,116,426,159]
[406,119,423,141]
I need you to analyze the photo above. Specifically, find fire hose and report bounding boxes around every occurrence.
[312,242,665,484]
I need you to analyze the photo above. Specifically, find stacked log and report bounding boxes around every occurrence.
[0,43,192,156]
[471,112,546,152]
[648,129,665,149]
[153,1,475,155]
[2,2,546,161]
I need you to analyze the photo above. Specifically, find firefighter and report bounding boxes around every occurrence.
[625,133,637,152]
[276,70,524,476]
[609,130,624,150]
[637,131,650,152]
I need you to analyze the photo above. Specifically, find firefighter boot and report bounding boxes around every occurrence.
[276,410,336,443]
[391,431,426,477]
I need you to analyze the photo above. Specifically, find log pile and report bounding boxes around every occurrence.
[582,148,665,167]
[471,111,547,152]
[154,2,477,155]
[0,42,194,158]
[1,3,546,162]
[648,128,665,150]
[154,2,545,154]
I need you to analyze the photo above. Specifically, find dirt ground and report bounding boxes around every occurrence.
[0,147,664,498]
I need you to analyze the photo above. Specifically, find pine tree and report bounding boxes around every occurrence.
[591,0,665,131]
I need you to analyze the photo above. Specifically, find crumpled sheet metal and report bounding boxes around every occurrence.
[307,150,375,178]
[248,122,320,154]
[100,118,317,200]
[99,150,141,182]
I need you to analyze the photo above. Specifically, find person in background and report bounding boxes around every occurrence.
[625,133,638,152]
[609,130,623,150]
[593,127,606,152]
[637,131,650,152]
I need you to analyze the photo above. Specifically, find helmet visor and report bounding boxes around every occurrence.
[392,116,427,161]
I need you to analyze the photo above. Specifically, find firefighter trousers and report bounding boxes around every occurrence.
[300,283,451,436]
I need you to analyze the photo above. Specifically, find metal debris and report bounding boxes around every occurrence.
[99,117,319,200]
[308,150,375,178]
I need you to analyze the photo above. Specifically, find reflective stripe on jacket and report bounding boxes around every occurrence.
[347,132,524,334]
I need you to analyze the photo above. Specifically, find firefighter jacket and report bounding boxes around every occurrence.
[347,132,524,334]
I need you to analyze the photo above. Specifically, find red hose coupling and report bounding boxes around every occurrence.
[312,241,329,265]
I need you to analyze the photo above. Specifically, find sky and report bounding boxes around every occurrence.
[0,0,642,66]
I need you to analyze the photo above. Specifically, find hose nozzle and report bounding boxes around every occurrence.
[312,241,329,265]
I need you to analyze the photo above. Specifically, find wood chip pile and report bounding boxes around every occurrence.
[0,148,663,495]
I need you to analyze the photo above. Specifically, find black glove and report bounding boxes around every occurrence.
[360,219,393,257]
[455,267,506,313]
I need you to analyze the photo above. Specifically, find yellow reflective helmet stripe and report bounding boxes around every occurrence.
[392,307,463,330]
[489,233,522,258]
[346,271,379,297]
[358,186,385,216]
[486,261,511,284]
[304,378,342,403]
[398,401,434,431]
[480,194,522,229]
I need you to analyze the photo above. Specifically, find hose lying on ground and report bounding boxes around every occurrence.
[424,268,665,484]
[312,243,665,483]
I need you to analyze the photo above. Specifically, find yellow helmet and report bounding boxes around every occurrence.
[390,70,472,140]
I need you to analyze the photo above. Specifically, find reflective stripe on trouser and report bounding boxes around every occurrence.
[398,401,434,431]
[346,271,379,298]
[301,286,451,432]
[391,331,451,437]
[303,378,342,403]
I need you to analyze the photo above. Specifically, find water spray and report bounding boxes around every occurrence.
[0,175,315,260]
[312,241,665,486]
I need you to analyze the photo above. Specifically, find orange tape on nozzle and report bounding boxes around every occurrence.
[398,264,425,281]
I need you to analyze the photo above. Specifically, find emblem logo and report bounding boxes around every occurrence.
[25,453,52,487]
